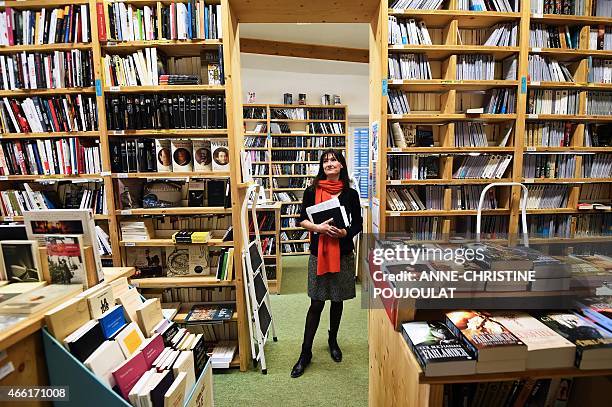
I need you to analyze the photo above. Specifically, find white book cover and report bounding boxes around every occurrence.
[188,245,210,276]
[87,284,114,319]
[164,371,187,407]
[154,139,172,172]
[192,139,212,171]
[115,322,145,358]
[172,351,195,397]
[210,138,229,172]
[487,311,575,369]
[171,140,193,172]
[128,369,156,406]
[116,287,144,323]
[84,340,126,388]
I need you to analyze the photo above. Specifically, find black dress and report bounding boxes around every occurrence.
[298,186,363,301]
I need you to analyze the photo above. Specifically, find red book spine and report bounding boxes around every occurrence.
[96,3,107,42]
[10,100,30,133]
[77,138,84,174]
[14,142,28,174]
[46,99,61,132]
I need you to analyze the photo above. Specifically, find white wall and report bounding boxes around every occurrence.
[240,53,370,175]
[240,53,369,118]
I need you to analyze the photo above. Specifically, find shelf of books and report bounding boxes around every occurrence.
[0,1,116,264]
[93,0,249,371]
[369,0,612,405]
[243,103,349,256]
[372,0,612,244]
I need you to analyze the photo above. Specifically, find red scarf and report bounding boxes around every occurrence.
[315,180,344,276]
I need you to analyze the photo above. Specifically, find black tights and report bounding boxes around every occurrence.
[301,299,343,355]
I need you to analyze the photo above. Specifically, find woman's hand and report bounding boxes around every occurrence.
[316,219,334,235]
[328,226,347,239]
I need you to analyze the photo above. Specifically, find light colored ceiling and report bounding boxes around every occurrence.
[240,23,369,49]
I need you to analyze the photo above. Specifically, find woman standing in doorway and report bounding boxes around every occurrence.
[291,149,363,378]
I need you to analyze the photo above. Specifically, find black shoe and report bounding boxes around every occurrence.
[290,352,311,378]
[328,330,342,362]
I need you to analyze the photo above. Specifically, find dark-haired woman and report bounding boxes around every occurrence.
[290,149,363,378]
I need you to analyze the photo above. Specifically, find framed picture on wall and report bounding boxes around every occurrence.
[0,240,41,283]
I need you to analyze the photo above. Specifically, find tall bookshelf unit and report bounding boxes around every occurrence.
[95,0,249,371]
[371,0,612,244]
[243,103,349,256]
[0,0,115,265]
[369,0,612,404]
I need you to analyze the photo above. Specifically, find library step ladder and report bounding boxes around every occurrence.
[240,183,278,374]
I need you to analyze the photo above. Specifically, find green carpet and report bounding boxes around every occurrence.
[213,255,368,407]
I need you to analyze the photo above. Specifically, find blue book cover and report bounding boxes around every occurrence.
[187,2,193,39]
[98,305,127,339]
[30,142,44,174]
[204,7,209,39]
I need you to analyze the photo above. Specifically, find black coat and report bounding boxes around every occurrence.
[298,185,363,256]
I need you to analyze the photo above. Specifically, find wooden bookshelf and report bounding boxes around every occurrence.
[92,0,249,371]
[0,0,114,270]
[368,0,612,404]
[371,0,612,244]
[243,103,349,256]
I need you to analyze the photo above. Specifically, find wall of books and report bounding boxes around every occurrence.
[369,0,612,405]
[0,0,250,371]
[372,0,612,243]
[243,103,349,255]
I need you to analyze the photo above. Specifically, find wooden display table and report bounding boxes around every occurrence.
[368,297,612,407]
[0,267,136,406]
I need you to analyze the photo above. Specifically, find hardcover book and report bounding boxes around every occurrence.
[115,322,146,358]
[166,247,189,277]
[192,139,212,171]
[171,139,193,172]
[485,311,576,369]
[97,304,127,339]
[155,139,172,172]
[24,209,103,280]
[116,287,144,323]
[64,320,106,363]
[445,310,527,373]
[577,296,612,331]
[0,240,41,283]
[172,351,195,397]
[190,334,208,377]
[401,321,476,376]
[139,333,165,368]
[83,340,126,388]
[136,298,164,336]
[125,247,164,279]
[164,371,187,407]
[45,234,86,287]
[188,245,210,276]
[44,296,91,342]
[150,369,174,407]
[534,311,612,369]
[210,138,229,172]
[185,303,234,323]
[84,284,114,319]
[112,351,148,400]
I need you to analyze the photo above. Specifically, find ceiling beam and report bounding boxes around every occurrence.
[229,0,379,23]
[240,38,368,63]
